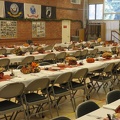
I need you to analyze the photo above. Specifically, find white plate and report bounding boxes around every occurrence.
[51,67,60,70]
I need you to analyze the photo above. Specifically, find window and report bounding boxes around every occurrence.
[89,4,103,20]
[104,0,120,20]
[70,0,81,4]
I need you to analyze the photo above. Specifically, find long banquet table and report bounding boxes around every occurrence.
[0,48,93,64]
[0,57,120,88]
[76,99,120,120]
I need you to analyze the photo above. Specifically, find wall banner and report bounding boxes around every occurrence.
[24,3,41,19]
[41,5,56,19]
[5,1,24,18]
[0,1,5,18]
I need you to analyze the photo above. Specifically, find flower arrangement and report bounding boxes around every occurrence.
[102,52,112,59]
[7,45,14,48]
[0,67,5,79]
[21,62,41,74]
[65,57,77,65]
[97,38,102,43]
[112,42,118,46]
[0,67,5,72]
[37,46,45,53]
[23,43,29,47]
[13,47,24,56]
[34,43,39,46]
[54,46,65,51]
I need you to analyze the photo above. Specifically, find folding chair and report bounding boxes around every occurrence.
[0,82,27,120]
[49,72,75,116]
[75,100,99,118]
[23,78,52,120]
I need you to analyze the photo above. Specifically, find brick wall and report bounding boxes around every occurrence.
[0,0,83,45]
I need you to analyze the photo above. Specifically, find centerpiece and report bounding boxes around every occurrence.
[0,67,5,79]
[34,43,39,46]
[7,45,14,48]
[86,57,95,63]
[13,47,24,56]
[112,42,118,46]
[23,43,29,47]
[54,46,65,51]
[57,63,66,67]
[102,52,112,59]
[20,62,41,74]
[37,46,45,53]
[65,57,77,65]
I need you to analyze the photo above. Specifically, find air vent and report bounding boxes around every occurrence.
[71,0,81,4]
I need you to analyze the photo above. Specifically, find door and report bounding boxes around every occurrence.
[62,20,71,43]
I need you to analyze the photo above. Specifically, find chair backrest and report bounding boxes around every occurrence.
[74,50,81,58]
[20,56,35,65]
[44,45,54,51]
[39,62,51,66]
[112,62,120,74]
[90,43,96,48]
[0,58,10,71]
[54,72,72,85]
[88,49,98,58]
[96,42,100,46]
[52,116,71,120]
[103,63,115,73]
[75,44,83,48]
[43,53,56,61]
[111,47,117,54]
[81,49,88,56]
[106,90,120,104]
[25,47,33,52]
[73,68,88,80]
[80,50,88,59]
[68,44,73,49]
[91,49,98,55]
[56,52,66,61]
[75,100,99,118]
[0,82,25,99]
[0,48,7,55]
[25,78,50,92]
[33,46,39,52]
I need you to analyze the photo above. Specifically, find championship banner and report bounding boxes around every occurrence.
[0,1,5,18]
[24,3,41,19]
[41,5,56,19]
[5,1,24,18]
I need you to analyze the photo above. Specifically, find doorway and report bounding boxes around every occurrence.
[62,20,71,43]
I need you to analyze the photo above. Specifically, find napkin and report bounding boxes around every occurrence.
[103,104,117,110]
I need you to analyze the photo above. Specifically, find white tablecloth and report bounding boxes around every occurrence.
[3,49,88,64]
[1,57,120,87]
[94,45,113,52]
[76,99,120,120]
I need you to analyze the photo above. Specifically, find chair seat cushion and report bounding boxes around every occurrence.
[25,93,46,103]
[90,75,112,81]
[71,81,84,88]
[52,86,69,94]
[0,100,21,111]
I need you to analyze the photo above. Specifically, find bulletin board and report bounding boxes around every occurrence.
[0,20,17,39]
[32,21,45,38]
